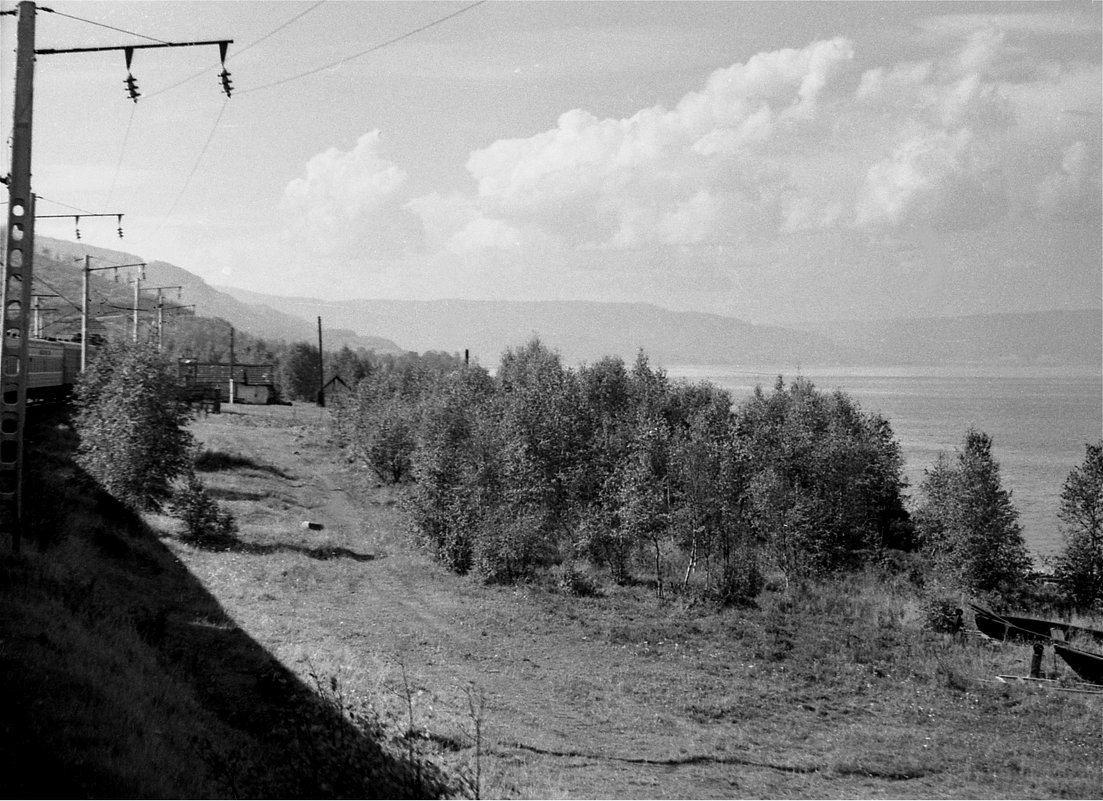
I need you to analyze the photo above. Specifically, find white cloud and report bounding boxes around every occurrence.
[450,37,855,253]
[855,127,1009,230]
[278,17,1097,313]
[280,130,421,260]
[1034,140,1102,220]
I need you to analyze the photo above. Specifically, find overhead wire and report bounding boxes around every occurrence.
[92,1,329,233]
[31,273,83,315]
[154,97,229,231]
[239,0,486,95]
[104,103,137,208]
[142,0,327,101]
[38,6,172,44]
[17,1,489,261]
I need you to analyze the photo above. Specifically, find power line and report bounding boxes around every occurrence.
[34,195,96,215]
[104,103,137,207]
[38,6,171,44]
[156,97,229,229]
[142,0,327,101]
[239,0,486,95]
[31,273,83,315]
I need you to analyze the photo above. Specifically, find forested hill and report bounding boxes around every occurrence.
[213,293,867,367]
[31,237,404,355]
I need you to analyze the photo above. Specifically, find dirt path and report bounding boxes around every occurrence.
[180,405,815,798]
[174,403,1097,800]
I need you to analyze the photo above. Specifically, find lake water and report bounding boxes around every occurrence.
[666,364,1103,560]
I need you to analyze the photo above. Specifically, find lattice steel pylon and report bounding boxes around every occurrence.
[1,1,38,551]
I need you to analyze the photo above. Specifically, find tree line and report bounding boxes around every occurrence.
[332,336,1102,609]
[65,337,1103,611]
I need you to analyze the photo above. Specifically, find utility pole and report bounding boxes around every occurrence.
[31,293,59,338]
[1,1,37,550]
[81,257,145,370]
[131,271,141,342]
[1,1,231,548]
[316,316,325,407]
[144,285,182,352]
[228,325,235,404]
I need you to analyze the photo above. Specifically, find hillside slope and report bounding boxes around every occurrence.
[32,237,404,354]
[214,292,867,367]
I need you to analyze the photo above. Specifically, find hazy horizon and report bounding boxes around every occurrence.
[7,1,1100,325]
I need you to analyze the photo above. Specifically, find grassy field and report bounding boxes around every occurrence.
[4,402,1102,798]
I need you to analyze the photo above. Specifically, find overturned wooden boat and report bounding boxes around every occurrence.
[1053,642,1103,686]
[968,603,1103,646]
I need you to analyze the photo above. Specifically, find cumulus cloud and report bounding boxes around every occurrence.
[442,37,856,253]
[281,16,1096,304]
[280,130,422,260]
[1034,140,1102,220]
[855,127,1010,230]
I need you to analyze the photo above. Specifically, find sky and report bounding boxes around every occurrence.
[3,0,1100,323]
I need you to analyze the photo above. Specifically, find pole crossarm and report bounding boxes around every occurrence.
[36,213,122,219]
[36,39,233,55]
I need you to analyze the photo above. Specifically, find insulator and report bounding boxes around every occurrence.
[124,72,141,103]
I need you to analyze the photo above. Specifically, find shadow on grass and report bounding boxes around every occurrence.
[4,410,450,799]
[181,531,379,563]
[195,448,295,480]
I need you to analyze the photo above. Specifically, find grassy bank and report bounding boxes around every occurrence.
[0,407,455,798]
[3,402,1101,798]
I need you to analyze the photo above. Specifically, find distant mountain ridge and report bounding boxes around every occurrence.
[216,288,1101,370]
[213,291,870,367]
[28,235,1099,369]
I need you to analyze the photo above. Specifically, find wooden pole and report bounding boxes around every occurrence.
[228,325,235,404]
[81,256,89,370]
[316,316,325,407]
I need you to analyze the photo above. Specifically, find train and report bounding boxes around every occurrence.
[4,333,86,402]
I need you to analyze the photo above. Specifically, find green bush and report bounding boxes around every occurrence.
[73,342,195,512]
[172,474,238,546]
[550,563,604,597]
[714,549,765,607]
[921,596,964,634]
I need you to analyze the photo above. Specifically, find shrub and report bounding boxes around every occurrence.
[921,596,964,634]
[473,509,554,585]
[551,563,603,597]
[73,342,195,512]
[714,548,765,607]
[172,474,238,546]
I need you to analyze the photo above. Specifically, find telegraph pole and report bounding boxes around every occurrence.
[31,293,59,338]
[228,324,235,403]
[81,257,145,370]
[1,1,37,550]
[1,1,231,548]
[144,285,182,352]
[132,271,141,342]
[316,316,325,407]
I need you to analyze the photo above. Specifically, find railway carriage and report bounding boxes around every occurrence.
[4,333,85,401]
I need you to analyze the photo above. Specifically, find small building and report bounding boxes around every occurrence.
[178,360,277,404]
[234,383,272,404]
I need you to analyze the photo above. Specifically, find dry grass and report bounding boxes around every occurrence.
[4,402,1102,798]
